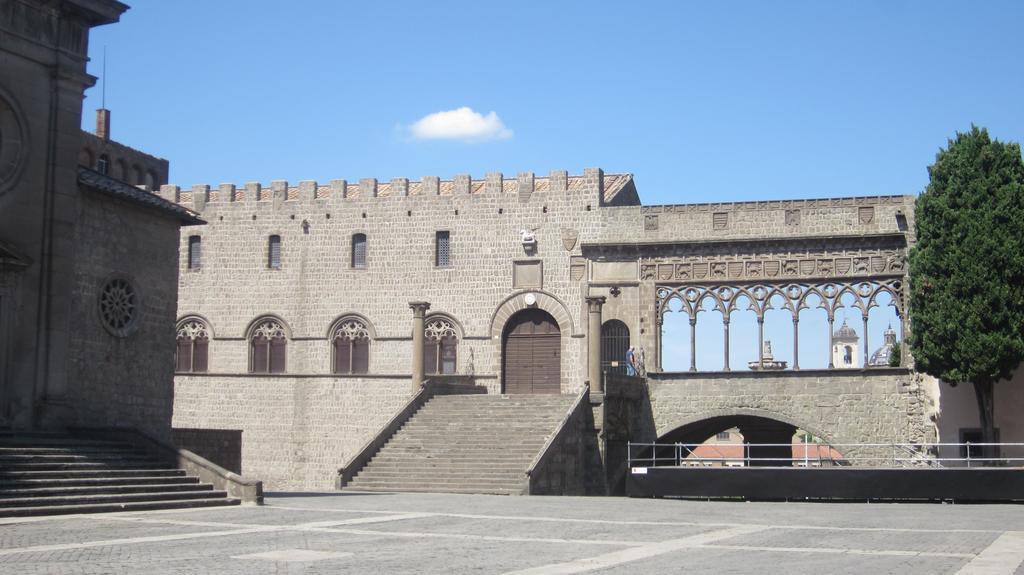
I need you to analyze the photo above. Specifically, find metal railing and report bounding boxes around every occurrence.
[627,442,1024,469]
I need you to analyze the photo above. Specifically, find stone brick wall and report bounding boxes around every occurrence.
[596,195,917,244]
[79,130,169,190]
[172,375,413,491]
[66,191,181,439]
[646,369,937,449]
[527,391,604,496]
[169,170,618,393]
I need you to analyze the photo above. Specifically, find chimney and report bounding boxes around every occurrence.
[96,108,111,141]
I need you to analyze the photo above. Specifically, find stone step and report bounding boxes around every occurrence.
[0,483,214,498]
[0,489,228,508]
[385,437,547,445]
[370,450,536,460]
[358,462,528,473]
[0,468,187,480]
[374,451,538,460]
[0,436,133,448]
[346,480,525,493]
[0,475,199,489]
[0,452,153,464]
[398,422,563,429]
[0,446,149,456]
[346,485,521,495]
[344,392,572,495]
[428,396,573,403]
[0,497,240,518]
[0,460,167,471]
[354,470,528,478]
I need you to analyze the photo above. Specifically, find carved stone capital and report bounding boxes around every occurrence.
[409,301,431,317]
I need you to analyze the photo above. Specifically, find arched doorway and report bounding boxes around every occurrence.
[502,309,561,394]
[601,320,630,375]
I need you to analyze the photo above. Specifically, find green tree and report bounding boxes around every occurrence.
[909,126,1024,461]
[888,341,901,368]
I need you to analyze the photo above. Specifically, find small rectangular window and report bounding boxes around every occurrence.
[268,235,281,269]
[352,234,367,269]
[716,431,730,441]
[435,231,450,267]
[187,236,202,270]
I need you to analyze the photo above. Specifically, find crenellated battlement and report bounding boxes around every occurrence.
[159,168,638,214]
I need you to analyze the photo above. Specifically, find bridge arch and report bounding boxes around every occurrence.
[654,408,843,467]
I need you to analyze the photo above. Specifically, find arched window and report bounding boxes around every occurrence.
[424,317,458,375]
[268,235,281,269]
[843,345,853,365]
[187,235,202,270]
[601,319,630,375]
[250,318,287,373]
[97,154,109,175]
[351,233,367,268]
[332,317,370,374]
[176,318,210,373]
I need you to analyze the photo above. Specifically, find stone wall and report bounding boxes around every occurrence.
[79,130,169,190]
[66,191,181,439]
[172,375,412,491]
[595,195,917,244]
[527,390,604,496]
[647,369,937,449]
[168,170,625,396]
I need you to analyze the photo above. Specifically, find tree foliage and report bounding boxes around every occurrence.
[888,341,901,368]
[909,126,1024,452]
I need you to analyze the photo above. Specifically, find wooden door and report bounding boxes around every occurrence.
[503,309,560,394]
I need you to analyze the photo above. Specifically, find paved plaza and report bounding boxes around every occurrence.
[1,492,1023,574]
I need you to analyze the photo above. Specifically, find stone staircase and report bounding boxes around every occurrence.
[0,433,240,517]
[346,394,576,495]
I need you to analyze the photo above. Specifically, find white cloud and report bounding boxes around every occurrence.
[408,107,512,142]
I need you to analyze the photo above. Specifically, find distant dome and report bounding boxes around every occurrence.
[869,325,898,367]
[832,319,858,341]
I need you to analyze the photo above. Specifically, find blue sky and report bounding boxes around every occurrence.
[83,1,1024,203]
[82,1,1019,370]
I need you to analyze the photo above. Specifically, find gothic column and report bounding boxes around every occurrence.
[757,316,765,369]
[409,301,430,392]
[722,316,731,372]
[689,316,697,372]
[586,296,606,393]
[655,307,663,373]
[862,312,870,368]
[792,316,800,370]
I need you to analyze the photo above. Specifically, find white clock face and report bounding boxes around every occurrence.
[0,96,26,195]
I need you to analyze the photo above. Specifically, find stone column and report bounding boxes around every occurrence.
[757,316,765,370]
[689,316,697,372]
[409,302,430,392]
[722,316,731,372]
[792,316,800,370]
[862,312,870,368]
[586,296,606,393]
